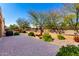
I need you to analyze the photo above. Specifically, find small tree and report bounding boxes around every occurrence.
[64,14,76,30]
[45,12,62,34]
[64,4,79,34]
[16,18,29,32]
[9,24,19,31]
[29,11,47,35]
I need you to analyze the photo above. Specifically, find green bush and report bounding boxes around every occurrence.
[56,45,79,56]
[42,33,54,42]
[39,36,42,39]
[22,31,27,33]
[57,34,65,40]
[28,32,35,36]
[6,30,13,36]
[14,32,20,35]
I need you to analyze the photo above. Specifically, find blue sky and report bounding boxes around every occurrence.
[0,3,63,26]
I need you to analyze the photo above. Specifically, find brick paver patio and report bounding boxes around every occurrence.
[0,34,59,56]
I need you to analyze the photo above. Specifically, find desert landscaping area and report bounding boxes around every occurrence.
[1,3,79,56]
[0,30,79,56]
[27,30,79,47]
[0,30,78,56]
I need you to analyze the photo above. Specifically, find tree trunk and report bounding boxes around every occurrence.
[39,27,43,36]
[75,11,79,34]
[55,25,59,33]
[60,27,64,33]
[56,26,61,34]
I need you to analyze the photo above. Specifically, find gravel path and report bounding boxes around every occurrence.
[0,34,59,56]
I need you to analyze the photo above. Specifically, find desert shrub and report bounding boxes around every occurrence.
[56,45,79,56]
[39,36,42,39]
[28,32,35,36]
[22,31,26,33]
[57,34,65,40]
[74,36,79,42]
[6,30,13,36]
[14,32,20,35]
[42,33,54,42]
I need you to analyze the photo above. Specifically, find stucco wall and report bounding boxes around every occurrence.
[0,21,2,37]
[0,14,5,37]
[2,20,5,36]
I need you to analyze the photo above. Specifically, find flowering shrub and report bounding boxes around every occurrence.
[74,36,79,42]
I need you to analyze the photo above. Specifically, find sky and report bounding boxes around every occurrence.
[0,3,64,26]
